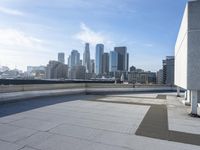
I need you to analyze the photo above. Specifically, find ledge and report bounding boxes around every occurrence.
[0,84,177,103]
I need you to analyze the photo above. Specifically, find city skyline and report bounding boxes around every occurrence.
[0,0,187,71]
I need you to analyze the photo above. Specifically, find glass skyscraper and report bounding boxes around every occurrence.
[109,51,118,72]
[114,47,127,71]
[70,50,80,67]
[95,44,104,75]
[102,52,109,75]
[58,52,65,64]
[83,43,91,73]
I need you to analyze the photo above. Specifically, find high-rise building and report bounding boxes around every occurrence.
[58,52,65,64]
[68,50,81,79]
[83,43,91,73]
[95,44,104,75]
[68,55,71,70]
[114,47,127,71]
[70,65,86,79]
[163,56,174,85]
[90,59,95,74]
[46,61,68,79]
[70,50,80,67]
[126,53,129,71]
[157,69,163,84]
[102,53,109,75]
[109,51,118,72]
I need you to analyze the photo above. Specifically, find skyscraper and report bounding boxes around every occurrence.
[70,50,80,67]
[102,53,109,75]
[157,69,163,84]
[114,47,127,71]
[58,52,65,64]
[95,44,104,75]
[83,43,91,73]
[109,51,118,72]
[163,56,174,85]
[68,50,81,79]
[90,59,95,74]
[126,53,129,71]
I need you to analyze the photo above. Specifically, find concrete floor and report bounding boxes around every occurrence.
[0,93,200,150]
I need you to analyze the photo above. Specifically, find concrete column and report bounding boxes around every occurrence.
[198,91,200,103]
[177,87,180,97]
[191,90,198,115]
[187,90,191,103]
[184,91,187,100]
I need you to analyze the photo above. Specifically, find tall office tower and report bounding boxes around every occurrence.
[126,53,129,71]
[58,52,65,64]
[102,53,109,75]
[163,56,174,85]
[68,50,81,79]
[109,51,118,72]
[83,43,91,73]
[95,44,104,75]
[114,47,127,71]
[70,50,80,67]
[90,59,95,74]
[157,69,163,84]
[68,56,71,68]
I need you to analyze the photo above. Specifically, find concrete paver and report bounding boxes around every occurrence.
[0,140,22,150]
[0,93,200,150]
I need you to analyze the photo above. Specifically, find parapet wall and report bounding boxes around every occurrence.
[0,83,86,93]
[0,83,177,103]
[0,83,176,93]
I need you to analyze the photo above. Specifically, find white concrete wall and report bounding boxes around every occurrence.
[175,1,200,90]
[175,3,188,89]
[187,1,200,90]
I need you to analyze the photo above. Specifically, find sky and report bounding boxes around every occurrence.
[0,0,187,72]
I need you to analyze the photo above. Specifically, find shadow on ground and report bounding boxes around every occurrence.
[0,95,93,118]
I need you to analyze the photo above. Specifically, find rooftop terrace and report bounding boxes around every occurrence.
[0,92,200,150]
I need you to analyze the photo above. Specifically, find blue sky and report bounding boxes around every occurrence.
[0,0,187,71]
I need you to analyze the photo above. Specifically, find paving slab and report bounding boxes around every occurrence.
[0,124,36,142]
[0,93,200,150]
[10,117,60,131]
[33,134,92,150]
[0,140,22,150]
[49,123,103,141]
[16,131,54,147]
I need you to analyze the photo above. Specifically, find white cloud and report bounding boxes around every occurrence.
[0,28,54,71]
[0,6,25,16]
[0,28,43,48]
[74,23,107,45]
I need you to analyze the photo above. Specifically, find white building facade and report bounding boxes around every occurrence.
[175,0,200,115]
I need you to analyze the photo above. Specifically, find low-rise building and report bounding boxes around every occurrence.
[46,61,68,79]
